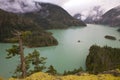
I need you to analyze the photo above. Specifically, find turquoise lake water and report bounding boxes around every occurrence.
[0,24,120,78]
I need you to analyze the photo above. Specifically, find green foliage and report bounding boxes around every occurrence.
[21,31,32,41]
[6,45,48,77]
[6,45,19,59]
[104,35,116,40]
[117,29,120,32]
[0,8,41,42]
[0,9,58,47]
[23,31,58,47]
[6,31,32,43]
[63,67,84,75]
[25,3,86,29]
[46,65,57,75]
[86,45,120,74]
[25,50,47,75]
[0,3,85,46]
[5,30,58,77]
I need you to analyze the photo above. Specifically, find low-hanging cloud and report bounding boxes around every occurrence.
[0,0,41,13]
[0,0,70,13]
[62,0,120,15]
[0,0,120,15]
[34,0,70,5]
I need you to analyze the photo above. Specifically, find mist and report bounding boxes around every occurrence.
[0,0,119,16]
[0,0,41,13]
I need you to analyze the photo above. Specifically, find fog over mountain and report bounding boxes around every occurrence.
[62,0,120,15]
[0,0,119,14]
[0,0,119,20]
[0,0,41,13]
[0,0,70,13]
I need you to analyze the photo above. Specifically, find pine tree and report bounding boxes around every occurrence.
[25,50,47,75]
[6,30,27,78]
[46,65,57,75]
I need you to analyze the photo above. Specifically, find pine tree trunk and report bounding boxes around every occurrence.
[18,33,26,78]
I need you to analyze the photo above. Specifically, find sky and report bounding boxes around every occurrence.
[37,0,120,15]
[0,0,120,15]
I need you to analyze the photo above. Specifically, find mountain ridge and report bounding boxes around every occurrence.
[23,2,86,29]
[0,2,86,47]
[100,5,120,27]
[0,8,58,47]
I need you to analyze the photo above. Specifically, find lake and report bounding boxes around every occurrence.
[0,24,120,78]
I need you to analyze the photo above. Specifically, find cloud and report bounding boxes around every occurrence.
[0,0,70,13]
[0,0,119,15]
[34,0,70,5]
[62,0,120,15]
[0,0,71,13]
[0,0,41,13]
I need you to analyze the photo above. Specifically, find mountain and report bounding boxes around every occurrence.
[0,1,86,28]
[73,6,104,24]
[23,3,86,29]
[100,6,120,27]
[0,2,86,47]
[0,9,58,47]
[73,13,82,20]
